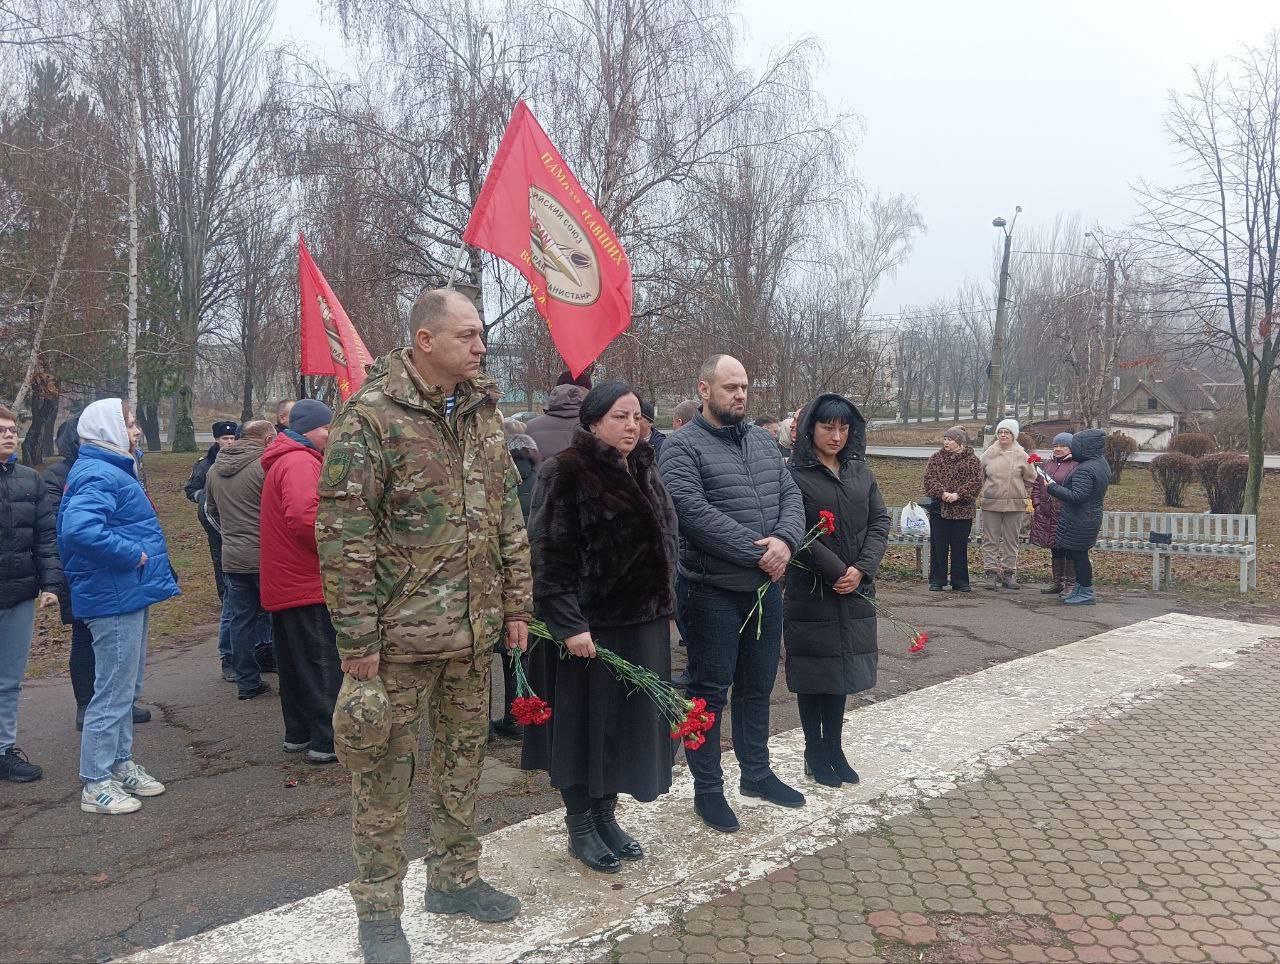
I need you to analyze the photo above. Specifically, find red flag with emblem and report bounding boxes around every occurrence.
[462,100,632,378]
[299,234,373,400]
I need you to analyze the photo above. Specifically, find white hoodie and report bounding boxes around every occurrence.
[77,399,132,457]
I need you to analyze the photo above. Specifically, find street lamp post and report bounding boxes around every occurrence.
[1085,231,1118,429]
[983,207,1021,443]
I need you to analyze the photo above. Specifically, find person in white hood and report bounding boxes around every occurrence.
[59,399,180,815]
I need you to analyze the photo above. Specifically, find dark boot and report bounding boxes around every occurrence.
[591,796,643,861]
[1060,558,1076,598]
[740,772,806,808]
[564,810,621,873]
[693,791,739,833]
[826,741,860,785]
[424,878,520,922]
[1041,557,1064,594]
[803,746,840,787]
[132,703,151,724]
[357,919,411,964]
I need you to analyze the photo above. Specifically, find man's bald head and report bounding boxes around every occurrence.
[240,419,275,443]
[697,354,749,427]
[410,288,476,336]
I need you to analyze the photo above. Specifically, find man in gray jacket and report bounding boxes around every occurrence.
[658,355,807,833]
[205,420,276,701]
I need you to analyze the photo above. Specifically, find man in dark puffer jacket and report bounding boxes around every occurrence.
[0,405,61,782]
[658,355,806,833]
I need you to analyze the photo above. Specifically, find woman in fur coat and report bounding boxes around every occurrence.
[523,382,679,874]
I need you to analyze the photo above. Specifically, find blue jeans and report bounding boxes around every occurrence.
[225,572,271,694]
[676,577,782,793]
[80,608,149,783]
[0,599,36,755]
[217,596,233,666]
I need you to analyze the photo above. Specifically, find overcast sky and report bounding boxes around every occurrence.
[276,0,1280,315]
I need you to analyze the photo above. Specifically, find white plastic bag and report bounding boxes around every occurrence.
[900,501,930,538]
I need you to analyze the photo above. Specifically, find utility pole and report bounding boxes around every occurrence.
[983,207,1021,443]
[1086,231,1118,430]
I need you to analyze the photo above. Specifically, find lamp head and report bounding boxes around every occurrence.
[992,216,1007,229]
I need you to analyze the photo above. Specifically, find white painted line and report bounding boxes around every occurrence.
[131,613,1277,964]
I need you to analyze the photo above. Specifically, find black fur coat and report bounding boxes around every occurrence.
[529,428,678,633]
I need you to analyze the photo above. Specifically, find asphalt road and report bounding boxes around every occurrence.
[3,585,1275,963]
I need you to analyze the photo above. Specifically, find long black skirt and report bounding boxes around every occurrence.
[520,617,675,802]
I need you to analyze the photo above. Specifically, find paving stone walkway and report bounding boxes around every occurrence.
[606,643,1280,964]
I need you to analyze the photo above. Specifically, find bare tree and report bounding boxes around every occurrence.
[1134,35,1280,512]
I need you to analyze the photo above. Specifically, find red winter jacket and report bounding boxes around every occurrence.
[259,432,325,612]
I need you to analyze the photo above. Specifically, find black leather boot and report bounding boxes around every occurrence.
[565,810,621,873]
[591,796,644,861]
[827,739,860,785]
[804,746,840,787]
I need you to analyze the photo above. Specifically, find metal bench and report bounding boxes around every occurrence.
[884,506,1257,593]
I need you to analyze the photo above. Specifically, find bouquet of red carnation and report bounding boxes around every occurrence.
[506,647,552,726]
[1027,453,1043,464]
[855,588,929,654]
[741,511,838,638]
[527,621,715,749]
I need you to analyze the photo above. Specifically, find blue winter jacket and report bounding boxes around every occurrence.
[58,443,181,619]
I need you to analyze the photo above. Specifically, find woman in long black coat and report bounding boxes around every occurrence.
[523,382,679,874]
[784,393,890,787]
[1041,428,1111,606]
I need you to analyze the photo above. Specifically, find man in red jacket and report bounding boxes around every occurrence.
[259,400,341,764]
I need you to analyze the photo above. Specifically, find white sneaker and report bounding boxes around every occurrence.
[81,779,142,814]
[111,761,166,797]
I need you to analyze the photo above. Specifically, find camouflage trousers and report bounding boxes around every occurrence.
[349,647,491,921]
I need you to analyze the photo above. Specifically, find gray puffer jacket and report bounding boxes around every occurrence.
[658,413,806,592]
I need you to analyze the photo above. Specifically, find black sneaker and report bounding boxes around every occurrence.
[0,748,43,783]
[693,791,739,832]
[238,681,273,700]
[357,919,411,964]
[424,878,520,923]
[740,772,806,808]
[132,703,151,724]
[489,718,521,740]
[928,582,945,591]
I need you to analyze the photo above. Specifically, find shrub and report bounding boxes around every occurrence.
[1169,432,1217,458]
[1017,431,1043,453]
[1216,454,1249,514]
[1150,452,1198,507]
[1197,451,1245,512]
[1104,431,1138,482]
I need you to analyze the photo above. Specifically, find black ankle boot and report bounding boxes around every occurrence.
[592,797,643,861]
[827,741,860,785]
[804,746,841,787]
[565,811,621,873]
[693,791,740,833]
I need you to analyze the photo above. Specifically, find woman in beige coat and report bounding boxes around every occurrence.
[979,418,1036,590]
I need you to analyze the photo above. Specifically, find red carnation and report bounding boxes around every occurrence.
[683,731,706,751]
[909,631,929,654]
[510,695,552,726]
[1027,453,1043,464]
[818,510,836,535]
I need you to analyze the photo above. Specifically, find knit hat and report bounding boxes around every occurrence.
[943,426,968,445]
[507,433,538,452]
[332,675,392,774]
[1052,431,1074,447]
[289,399,333,435]
[211,420,238,438]
[639,399,656,422]
[996,418,1020,437]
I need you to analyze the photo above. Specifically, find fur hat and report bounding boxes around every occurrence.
[943,426,969,445]
[211,420,238,438]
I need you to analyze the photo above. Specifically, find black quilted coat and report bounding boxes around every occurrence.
[783,394,890,696]
[657,413,805,592]
[1047,429,1111,552]
[0,457,62,609]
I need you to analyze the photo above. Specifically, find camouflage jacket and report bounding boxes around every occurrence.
[316,348,534,662]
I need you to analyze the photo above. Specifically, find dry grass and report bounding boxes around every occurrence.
[868,420,985,446]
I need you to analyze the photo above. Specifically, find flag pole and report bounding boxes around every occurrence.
[445,241,468,289]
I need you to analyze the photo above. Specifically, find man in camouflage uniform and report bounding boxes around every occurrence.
[316,288,533,964]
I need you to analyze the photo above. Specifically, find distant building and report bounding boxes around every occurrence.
[1109,364,1240,449]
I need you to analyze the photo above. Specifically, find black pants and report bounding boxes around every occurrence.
[199,511,226,600]
[271,603,343,753]
[796,693,846,749]
[69,618,95,708]
[928,515,972,588]
[676,578,781,794]
[1062,548,1093,587]
[492,645,517,723]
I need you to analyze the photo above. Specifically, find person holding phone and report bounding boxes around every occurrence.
[1039,429,1111,605]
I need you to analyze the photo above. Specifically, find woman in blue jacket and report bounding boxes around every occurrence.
[59,399,180,815]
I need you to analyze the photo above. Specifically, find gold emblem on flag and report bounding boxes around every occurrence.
[528,187,601,306]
